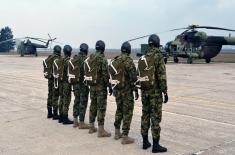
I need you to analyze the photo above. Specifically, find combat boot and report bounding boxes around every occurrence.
[52,108,59,120]
[152,137,167,153]
[73,117,79,128]
[142,134,151,150]
[62,115,73,125]
[58,114,63,123]
[47,107,53,119]
[97,125,111,138]
[114,129,122,140]
[79,122,90,129]
[88,123,97,134]
[121,136,135,144]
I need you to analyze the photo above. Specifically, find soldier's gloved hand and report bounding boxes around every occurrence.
[108,85,113,96]
[163,92,168,103]
[134,89,139,100]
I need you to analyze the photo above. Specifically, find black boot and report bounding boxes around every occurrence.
[58,114,63,123]
[47,107,53,119]
[142,134,151,150]
[52,108,59,120]
[63,115,73,125]
[152,137,167,153]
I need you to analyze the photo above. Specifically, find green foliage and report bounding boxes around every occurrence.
[0,26,15,52]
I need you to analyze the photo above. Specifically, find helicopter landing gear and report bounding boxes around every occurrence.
[174,57,179,63]
[20,52,24,57]
[187,57,193,64]
[164,58,167,64]
[205,58,211,63]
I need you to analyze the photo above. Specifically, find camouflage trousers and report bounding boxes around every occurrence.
[141,89,163,140]
[58,81,64,115]
[60,81,71,116]
[73,83,89,122]
[52,79,60,110]
[47,78,54,108]
[114,89,134,136]
[89,86,107,126]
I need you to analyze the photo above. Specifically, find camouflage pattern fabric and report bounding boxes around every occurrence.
[47,78,54,108]
[113,53,137,136]
[140,47,167,140]
[62,81,72,115]
[47,54,60,109]
[58,81,64,115]
[61,56,72,116]
[89,51,109,126]
[89,86,107,126]
[73,83,89,121]
[52,81,60,110]
[114,89,134,136]
[73,52,89,121]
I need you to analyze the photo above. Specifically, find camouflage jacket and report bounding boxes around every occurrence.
[149,47,167,93]
[76,52,87,84]
[95,51,109,87]
[62,56,71,82]
[118,53,137,90]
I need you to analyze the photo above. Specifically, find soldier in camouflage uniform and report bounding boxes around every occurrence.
[51,45,62,120]
[112,42,139,144]
[140,34,168,153]
[59,45,73,125]
[73,43,90,129]
[46,45,61,119]
[88,40,112,137]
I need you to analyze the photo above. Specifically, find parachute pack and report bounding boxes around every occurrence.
[84,54,98,86]
[108,56,125,89]
[137,53,156,90]
[67,55,81,84]
[43,55,57,79]
[52,57,64,88]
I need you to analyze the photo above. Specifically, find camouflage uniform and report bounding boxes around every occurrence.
[73,53,89,122]
[140,47,167,140]
[61,56,72,116]
[113,53,137,136]
[89,51,109,126]
[47,78,54,109]
[52,56,61,112]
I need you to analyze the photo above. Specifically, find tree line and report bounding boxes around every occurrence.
[0,26,15,52]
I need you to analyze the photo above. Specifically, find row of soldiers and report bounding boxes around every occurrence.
[43,34,168,153]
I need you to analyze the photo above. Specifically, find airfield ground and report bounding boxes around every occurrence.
[0,55,235,155]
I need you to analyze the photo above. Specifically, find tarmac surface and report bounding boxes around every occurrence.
[0,55,235,155]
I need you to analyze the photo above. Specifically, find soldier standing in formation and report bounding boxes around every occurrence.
[58,45,74,124]
[85,40,112,137]
[73,43,90,129]
[110,42,139,144]
[44,45,61,119]
[51,45,62,120]
[138,34,168,153]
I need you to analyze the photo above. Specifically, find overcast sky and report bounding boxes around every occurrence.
[1,0,235,49]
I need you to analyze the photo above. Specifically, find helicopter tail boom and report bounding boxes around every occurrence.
[206,36,235,45]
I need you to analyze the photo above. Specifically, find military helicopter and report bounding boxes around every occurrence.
[165,25,235,64]
[0,34,56,56]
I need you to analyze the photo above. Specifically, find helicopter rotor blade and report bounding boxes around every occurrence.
[0,38,25,45]
[169,27,188,31]
[127,30,172,42]
[194,26,235,32]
